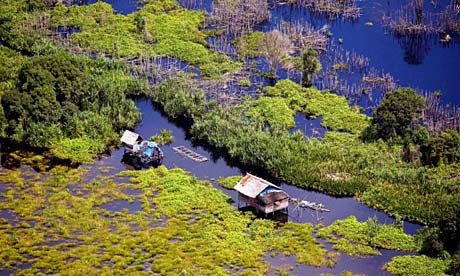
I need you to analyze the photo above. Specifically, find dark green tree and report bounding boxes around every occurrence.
[362,87,426,144]
[1,52,140,149]
[301,49,321,88]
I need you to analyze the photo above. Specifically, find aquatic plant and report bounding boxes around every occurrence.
[384,255,450,276]
[0,163,337,274]
[317,216,419,256]
[217,175,242,189]
[150,129,174,145]
[246,97,296,130]
[264,80,369,134]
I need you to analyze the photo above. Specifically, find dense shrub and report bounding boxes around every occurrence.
[362,87,426,144]
[1,52,145,162]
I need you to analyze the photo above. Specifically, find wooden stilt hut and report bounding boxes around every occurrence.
[234,173,289,215]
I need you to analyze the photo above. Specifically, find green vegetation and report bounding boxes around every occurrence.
[384,255,450,276]
[246,97,296,130]
[233,31,264,58]
[150,129,174,145]
[150,77,459,228]
[1,1,459,274]
[0,164,336,274]
[217,175,242,189]
[362,87,426,144]
[301,49,322,88]
[1,51,146,163]
[317,216,418,256]
[49,1,241,79]
[264,80,369,134]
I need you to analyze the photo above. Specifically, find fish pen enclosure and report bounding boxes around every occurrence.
[234,173,289,215]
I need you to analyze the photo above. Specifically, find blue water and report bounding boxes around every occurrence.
[82,0,460,106]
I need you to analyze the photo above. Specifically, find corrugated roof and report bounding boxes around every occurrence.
[120,130,140,147]
[258,191,289,205]
[233,173,282,198]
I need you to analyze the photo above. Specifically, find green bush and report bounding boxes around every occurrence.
[1,51,141,156]
[150,129,174,145]
[217,176,242,189]
[384,255,450,276]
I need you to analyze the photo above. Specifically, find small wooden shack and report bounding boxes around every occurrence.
[120,130,143,151]
[120,130,164,165]
[234,173,289,215]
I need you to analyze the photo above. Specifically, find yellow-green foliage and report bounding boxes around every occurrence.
[52,2,153,57]
[359,162,460,224]
[384,255,450,276]
[217,175,242,189]
[0,46,25,91]
[49,1,241,78]
[0,163,335,274]
[141,8,206,44]
[49,136,107,164]
[150,129,174,145]
[246,97,296,130]
[234,32,264,58]
[140,0,180,14]
[264,80,369,134]
[317,216,418,256]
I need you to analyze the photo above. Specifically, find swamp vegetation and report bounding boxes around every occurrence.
[0,0,459,275]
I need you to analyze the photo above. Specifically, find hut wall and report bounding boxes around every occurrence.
[239,194,288,214]
[262,198,289,213]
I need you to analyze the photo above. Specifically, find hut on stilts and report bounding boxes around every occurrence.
[234,173,289,216]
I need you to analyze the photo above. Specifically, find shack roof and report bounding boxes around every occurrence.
[258,190,289,205]
[234,173,283,198]
[120,130,141,147]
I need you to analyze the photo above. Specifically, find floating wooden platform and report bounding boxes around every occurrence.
[172,146,208,163]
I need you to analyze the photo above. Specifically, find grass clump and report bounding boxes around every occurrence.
[150,129,174,145]
[264,80,369,134]
[49,1,241,79]
[50,136,108,164]
[317,216,418,256]
[52,2,153,57]
[233,31,264,58]
[246,97,296,130]
[384,255,450,276]
[217,175,242,189]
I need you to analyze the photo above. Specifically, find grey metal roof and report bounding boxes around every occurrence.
[233,173,282,198]
[120,130,140,147]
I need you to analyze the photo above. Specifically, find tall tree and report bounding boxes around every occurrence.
[301,49,321,88]
[362,87,426,144]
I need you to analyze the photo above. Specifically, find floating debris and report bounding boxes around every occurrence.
[291,198,330,212]
[299,200,330,212]
[440,34,452,43]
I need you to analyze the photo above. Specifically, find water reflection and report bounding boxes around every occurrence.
[397,34,432,65]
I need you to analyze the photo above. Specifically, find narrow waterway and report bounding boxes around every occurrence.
[76,98,422,275]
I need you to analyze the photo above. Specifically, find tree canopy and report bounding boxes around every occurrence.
[362,87,426,144]
[1,51,146,162]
